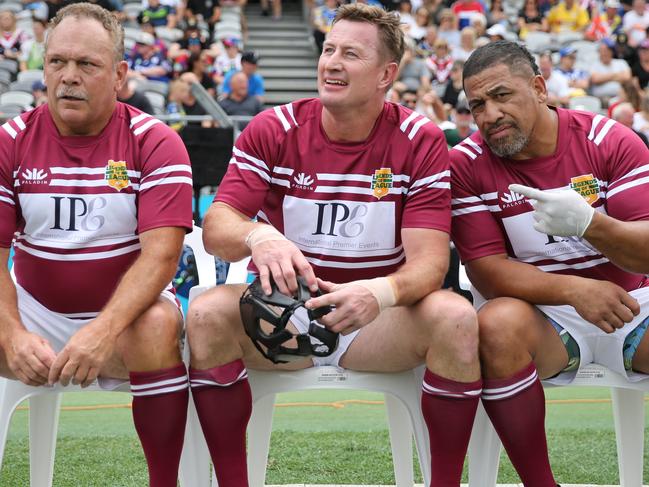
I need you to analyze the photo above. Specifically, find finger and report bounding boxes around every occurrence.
[316,278,338,293]
[268,261,290,295]
[48,351,69,385]
[82,367,100,388]
[619,293,641,317]
[613,301,636,324]
[73,363,91,386]
[595,320,616,334]
[257,265,273,295]
[58,361,78,387]
[36,339,57,368]
[21,362,48,385]
[26,355,51,382]
[508,184,547,201]
[294,256,317,292]
[278,259,298,293]
[605,312,625,330]
[306,289,342,311]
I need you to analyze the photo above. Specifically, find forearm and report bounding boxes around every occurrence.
[467,255,582,306]
[389,251,448,306]
[95,228,184,338]
[0,258,24,344]
[583,212,649,274]
[202,202,264,261]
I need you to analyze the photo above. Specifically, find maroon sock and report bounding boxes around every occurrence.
[190,359,252,487]
[129,363,189,487]
[481,362,556,487]
[421,369,482,487]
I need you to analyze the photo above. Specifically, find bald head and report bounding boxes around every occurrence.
[612,102,635,128]
[230,72,249,99]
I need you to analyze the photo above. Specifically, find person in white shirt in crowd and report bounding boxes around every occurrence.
[623,0,649,47]
[589,38,631,101]
[612,101,649,146]
[556,46,590,95]
[539,52,570,106]
[452,26,476,62]
[213,37,242,87]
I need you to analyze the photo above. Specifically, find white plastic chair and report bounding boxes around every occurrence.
[458,264,649,487]
[0,91,33,108]
[569,95,602,114]
[180,257,432,487]
[0,225,212,487]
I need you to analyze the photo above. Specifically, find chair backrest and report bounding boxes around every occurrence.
[16,69,43,84]
[143,91,166,115]
[183,226,217,287]
[225,256,251,285]
[0,91,33,107]
[9,79,34,93]
[140,79,169,96]
[0,59,18,75]
[569,96,602,114]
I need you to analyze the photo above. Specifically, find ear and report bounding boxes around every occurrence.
[379,61,399,92]
[531,74,547,104]
[114,60,129,93]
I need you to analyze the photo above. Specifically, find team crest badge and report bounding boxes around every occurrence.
[371,168,393,199]
[570,173,600,205]
[105,160,129,191]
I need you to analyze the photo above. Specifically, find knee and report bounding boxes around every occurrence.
[478,297,532,358]
[128,302,181,356]
[186,287,239,343]
[418,290,479,363]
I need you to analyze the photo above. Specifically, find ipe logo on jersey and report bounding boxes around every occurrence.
[20,168,49,185]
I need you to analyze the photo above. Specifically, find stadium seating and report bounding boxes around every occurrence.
[0,226,211,487]
[180,257,433,487]
[459,265,649,487]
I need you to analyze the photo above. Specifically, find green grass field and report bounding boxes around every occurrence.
[0,387,647,486]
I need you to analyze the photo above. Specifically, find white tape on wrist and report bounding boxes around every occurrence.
[354,277,397,312]
[244,225,287,249]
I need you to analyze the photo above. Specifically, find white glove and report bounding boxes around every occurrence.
[508,184,595,238]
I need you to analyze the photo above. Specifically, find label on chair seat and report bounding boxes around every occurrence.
[317,368,348,382]
[575,364,606,379]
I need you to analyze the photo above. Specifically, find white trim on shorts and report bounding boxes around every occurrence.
[471,285,649,385]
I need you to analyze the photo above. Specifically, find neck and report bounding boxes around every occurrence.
[511,106,558,160]
[321,100,384,142]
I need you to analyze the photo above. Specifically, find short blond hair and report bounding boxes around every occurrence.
[47,2,124,64]
[333,3,405,65]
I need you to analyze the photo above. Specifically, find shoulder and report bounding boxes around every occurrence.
[386,102,445,147]
[120,103,184,148]
[0,105,45,147]
[254,98,319,135]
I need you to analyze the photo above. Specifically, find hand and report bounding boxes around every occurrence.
[4,330,56,386]
[48,321,117,387]
[305,278,381,335]
[567,278,640,333]
[509,184,595,237]
[251,239,317,296]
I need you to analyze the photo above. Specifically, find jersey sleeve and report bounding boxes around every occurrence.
[402,123,451,233]
[214,109,283,218]
[136,122,193,233]
[601,122,649,222]
[450,149,507,263]
[0,126,17,248]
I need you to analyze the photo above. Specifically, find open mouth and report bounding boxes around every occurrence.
[324,79,348,86]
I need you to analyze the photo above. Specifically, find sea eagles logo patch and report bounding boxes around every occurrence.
[105,160,129,191]
[371,168,392,199]
[570,173,599,205]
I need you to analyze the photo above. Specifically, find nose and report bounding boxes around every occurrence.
[60,61,81,85]
[482,100,504,125]
[322,48,343,72]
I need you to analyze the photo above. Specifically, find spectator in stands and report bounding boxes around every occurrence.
[399,88,419,110]
[556,46,590,95]
[518,0,548,38]
[452,26,476,62]
[19,17,47,72]
[418,87,447,122]
[608,78,642,116]
[31,79,46,107]
[166,78,189,131]
[218,71,262,120]
[140,17,168,58]
[0,10,28,62]
[185,0,222,36]
[632,38,649,87]
[213,37,241,85]
[487,0,507,26]
[417,25,437,57]
[590,38,631,102]
[442,59,464,110]
[485,23,508,41]
[312,0,338,53]
[443,104,474,145]
[426,38,453,85]
[399,42,432,90]
[470,13,487,39]
[187,51,218,98]
[586,0,623,41]
[451,0,485,30]
[168,20,211,70]
[397,0,416,31]
[547,0,589,34]
[633,91,649,138]
[438,9,461,48]
[623,0,649,46]
[613,102,649,145]
[117,75,156,113]
[178,72,215,127]
[138,0,177,28]
[222,50,264,100]
[539,51,570,106]
[614,31,638,66]
[407,7,431,43]
[260,0,281,20]
[127,31,172,83]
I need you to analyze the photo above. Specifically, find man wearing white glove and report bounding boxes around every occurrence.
[185,5,481,486]
[451,40,649,486]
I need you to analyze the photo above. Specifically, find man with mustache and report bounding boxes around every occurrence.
[450,40,649,485]
[0,3,193,486]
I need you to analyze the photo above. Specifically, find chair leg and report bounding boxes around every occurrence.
[179,395,213,487]
[385,393,415,487]
[28,392,62,487]
[467,401,501,487]
[611,387,645,487]
[247,393,276,487]
[0,379,31,471]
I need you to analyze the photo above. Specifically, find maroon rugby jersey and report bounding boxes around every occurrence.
[0,103,193,315]
[215,98,451,283]
[450,107,649,291]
